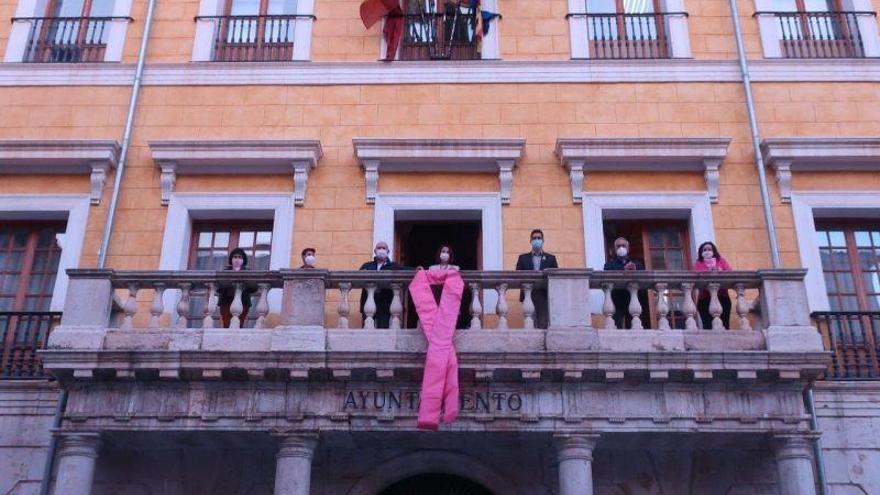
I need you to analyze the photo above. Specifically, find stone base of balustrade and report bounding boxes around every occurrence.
[47,326,108,350]
[598,330,686,352]
[683,330,765,351]
[764,326,825,353]
[546,328,599,351]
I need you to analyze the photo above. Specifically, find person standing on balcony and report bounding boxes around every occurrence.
[429,244,459,271]
[300,248,317,269]
[515,229,558,329]
[359,241,402,328]
[694,241,733,329]
[603,237,646,329]
[219,248,253,328]
[430,244,470,329]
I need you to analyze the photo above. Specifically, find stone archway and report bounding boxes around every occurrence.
[346,450,523,495]
[378,473,492,495]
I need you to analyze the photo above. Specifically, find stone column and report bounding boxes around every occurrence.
[773,435,818,495]
[274,434,318,495]
[54,434,101,495]
[554,434,600,495]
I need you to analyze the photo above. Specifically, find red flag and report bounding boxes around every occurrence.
[360,0,400,29]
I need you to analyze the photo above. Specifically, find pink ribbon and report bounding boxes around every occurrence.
[408,269,464,430]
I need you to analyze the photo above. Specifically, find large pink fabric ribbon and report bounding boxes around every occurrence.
[409,269,464,430]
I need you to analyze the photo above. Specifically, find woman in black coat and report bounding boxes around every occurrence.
[219,247,253,327]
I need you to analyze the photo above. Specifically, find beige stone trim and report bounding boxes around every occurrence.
[148,140,322,206]
[555,137,730,203]
[353,138,525,205]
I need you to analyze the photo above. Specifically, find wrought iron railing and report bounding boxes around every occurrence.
[814,311,880,379]
[758,11,870,58]
[568,12,682,59]
[14,16,131,63]
[196,14,311,62]
[399,12,480,61]
[0,311,61,379]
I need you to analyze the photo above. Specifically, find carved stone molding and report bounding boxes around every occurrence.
[353,139,526,205]
[148,140,323,206]
[0,140,119,205]
[762,137,880,203]
[555,138,731,204]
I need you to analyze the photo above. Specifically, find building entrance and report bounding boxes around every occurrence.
[378,473,493,495]
[394,214,481,328]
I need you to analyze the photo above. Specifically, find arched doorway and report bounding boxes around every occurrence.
[378,473,493,495]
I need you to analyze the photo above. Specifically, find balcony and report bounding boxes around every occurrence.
[757,11,872,58]
[399,12,480,61]
[1,311,60,378]
[815,311,880,379]
[196,14,306,62]
[568,12,682,59]
[14,16,130,63]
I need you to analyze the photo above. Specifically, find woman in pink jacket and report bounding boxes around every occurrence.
[694,241,733,329]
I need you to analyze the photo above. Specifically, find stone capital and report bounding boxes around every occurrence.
[276,434,319,460]
[771,433,816,462]
[553,434,600,462]
[58,433,102,459]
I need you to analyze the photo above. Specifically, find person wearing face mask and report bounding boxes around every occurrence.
[429,244,471,328]
[429,244,460,271]
[358,241,402,329]
[218,247,254,328]
[515,229,558,329]
[300,248,317,269]
[603,237,647,329]
[694,241,733,329]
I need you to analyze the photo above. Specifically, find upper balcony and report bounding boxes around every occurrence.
[41,268,827,385]
[194,14,313,62]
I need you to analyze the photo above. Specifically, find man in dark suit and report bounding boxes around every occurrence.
[515,229,558,329]
[603,236,648,329]
[359,240,402,328]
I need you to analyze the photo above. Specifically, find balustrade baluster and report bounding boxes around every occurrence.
[469,282,482,330]
[496,283,509,330]
[363,283,377,330]
[390,283,403,330]
[602,283,616,330]
[627,282,643,330]
[229,284,243,329]
[175,283,191,329]
[337,283,351,329]
[522,282,535,330]
[254,283,270,329]
[655,282,670,331]
[149,283,165,328]
[708,282,724,330]
[202,282,218,329]
[121,283,138,330]
[681,282,698,330]
[735,283,751,331]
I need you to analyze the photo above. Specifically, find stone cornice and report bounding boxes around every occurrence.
[148,140,323,206]
[555,137,731,203]
[0,139,120,205]
[353,138,526,204]
[761,137,880,203]
[5,59,880,86]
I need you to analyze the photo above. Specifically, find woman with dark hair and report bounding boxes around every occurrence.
[693,241,733,329]
[428,244,471,328]
[429,244,460,271]
[219,247,253,328]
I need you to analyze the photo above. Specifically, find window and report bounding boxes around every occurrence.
[604,220,691,328]
[0,223,65,312]
[400,0,481,60]
[186,222,273,327]
[762,0,866,58]
[585,0,669,58]
[22,0,117,62]
[209,0,298,61]
[816,222,880,312]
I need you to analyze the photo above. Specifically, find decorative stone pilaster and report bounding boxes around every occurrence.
[88,160,111,205]
[54,434,101,495]
[497,159,515,205]
[159,160,177,206]
[363,159,380,205]
[554,434,600,495]
[772,434,818,495]
[292,159,312,206]
[703,157,721,203]
[772,159,792,204]
[274,434,318,495]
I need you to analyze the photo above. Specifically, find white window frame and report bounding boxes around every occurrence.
[581,191,715,312]
[192,0,314,61]
[158,192,295,319]
[373,192,503,311]
[4,0,133,62]
[754,0,880,58]
[791,191,880,312]
[0,195,90,311]
[567,0,692,59]
[381,0,500,60]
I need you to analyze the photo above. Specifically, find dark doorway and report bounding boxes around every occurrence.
[378,473,493,495]
[395,214,481,329]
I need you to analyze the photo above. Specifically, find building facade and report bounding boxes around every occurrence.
[1,0,880,493]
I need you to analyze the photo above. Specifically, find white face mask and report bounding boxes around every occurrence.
[702,249,714,260]
[304,255,316,266]
[375,248,388,260]
[439,252,450,263]
[616,247,628,258]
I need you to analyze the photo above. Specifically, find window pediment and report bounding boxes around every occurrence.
[353,138,525,204]
[148,140,323,206]
[555,137,731,203]
[0,139,120,204]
